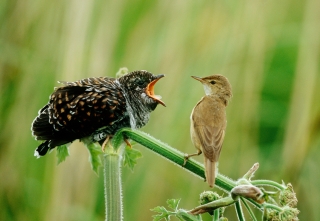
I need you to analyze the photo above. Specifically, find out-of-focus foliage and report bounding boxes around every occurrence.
[0,0,319,220]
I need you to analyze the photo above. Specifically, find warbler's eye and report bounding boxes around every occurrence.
[210,80,216,85]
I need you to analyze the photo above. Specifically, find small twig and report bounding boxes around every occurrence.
[243,163,259,180]
[251,180,285,191]
[263,202,283,212]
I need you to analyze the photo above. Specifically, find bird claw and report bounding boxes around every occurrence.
[124,138,132,148]
[101,136,110,152]
[183,150,202,166]
[183,154,189,166]
[101,136,131,152]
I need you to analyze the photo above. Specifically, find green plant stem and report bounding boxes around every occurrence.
[251,180,285,190]
[114,129,264,208]
[241,198,257,221]
[213,208,219,221]
[235,201,245,221]
[113,128,236,192]
[104,153,123,221]
[189,196,235,215]
[263,202,283,212]
[113,128,265,214]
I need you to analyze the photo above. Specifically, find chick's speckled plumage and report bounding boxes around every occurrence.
[31,70,165,158]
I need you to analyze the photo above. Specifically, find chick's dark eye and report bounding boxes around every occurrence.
[210,80,216,85]
[135,79,146,87]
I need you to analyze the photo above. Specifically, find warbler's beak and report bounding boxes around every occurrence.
[191,76,205,83]
[146,74,166,107]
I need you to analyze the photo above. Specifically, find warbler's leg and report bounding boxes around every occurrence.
[183,149,202,166]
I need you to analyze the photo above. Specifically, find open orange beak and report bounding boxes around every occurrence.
[146,74,166,107]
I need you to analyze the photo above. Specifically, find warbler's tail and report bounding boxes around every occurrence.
[204,158,218,188]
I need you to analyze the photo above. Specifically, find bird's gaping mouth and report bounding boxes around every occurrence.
[146,74,166,107]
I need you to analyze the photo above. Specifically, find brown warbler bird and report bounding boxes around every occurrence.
[31,70,165,158]
[186,75,232,188]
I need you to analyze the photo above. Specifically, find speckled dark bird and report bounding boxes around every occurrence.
[31,70,165,158]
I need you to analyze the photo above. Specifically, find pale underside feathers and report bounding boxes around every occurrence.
[192,96,226,162]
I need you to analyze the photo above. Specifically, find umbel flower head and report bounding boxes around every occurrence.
[199,191,220,205]
[264,183,299,221]
[199,191,225,217]
[279,183,298,207]
[264,206,299,221]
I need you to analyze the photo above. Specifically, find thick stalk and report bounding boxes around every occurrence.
[112,128,265,213]
[104,153,123,221]
[113,128,236,192]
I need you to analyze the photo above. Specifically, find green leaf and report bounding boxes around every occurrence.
[167,198,181,210]
[123,146,142,171]
[82,139,104,175]
[152,215,168,221]
[151,206,170,221]
[151,199,201,221]
[56,145,69,164]
[151,206,167,213]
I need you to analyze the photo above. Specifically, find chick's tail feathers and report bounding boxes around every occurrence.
[34,141,51,158]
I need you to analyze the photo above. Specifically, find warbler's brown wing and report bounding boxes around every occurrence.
[192,96,226,162]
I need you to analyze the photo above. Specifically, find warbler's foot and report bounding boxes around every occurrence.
[183,150,202,166]
[183,154,189,166]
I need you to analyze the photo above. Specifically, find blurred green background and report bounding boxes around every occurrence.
[1,0,319,220]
